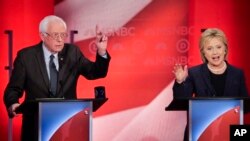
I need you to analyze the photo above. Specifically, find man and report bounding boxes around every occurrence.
[3,15,110,141]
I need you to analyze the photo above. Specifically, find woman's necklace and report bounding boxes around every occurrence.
[207,61,227,74]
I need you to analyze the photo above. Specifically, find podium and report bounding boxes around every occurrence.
[16,98,108,141]
[165,98,250,141]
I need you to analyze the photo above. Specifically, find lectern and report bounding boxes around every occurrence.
[166,98,250,141]
[16,98,108,141]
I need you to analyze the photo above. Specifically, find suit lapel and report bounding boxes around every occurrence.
[35,43,50,91]
[57,53,65,97]
[57,46,71,98]
[223,65,232,96]
[201,64,216,96]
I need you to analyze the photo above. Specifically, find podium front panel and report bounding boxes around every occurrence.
[38,101,92,141]
[189,99,243,141]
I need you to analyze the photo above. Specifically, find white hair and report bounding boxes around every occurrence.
[39,15,67,32]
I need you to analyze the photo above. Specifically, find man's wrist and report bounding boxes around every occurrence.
[98,51,107,58]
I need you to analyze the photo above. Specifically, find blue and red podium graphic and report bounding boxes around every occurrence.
[189,99,243,141]
[39,101,92,141]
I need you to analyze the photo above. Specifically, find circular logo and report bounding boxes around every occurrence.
[88,40,97,55]
[176,38,189,53]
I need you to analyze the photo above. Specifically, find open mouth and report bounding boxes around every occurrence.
[212,56,220,61]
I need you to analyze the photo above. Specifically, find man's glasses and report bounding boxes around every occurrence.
[44,32,68,40]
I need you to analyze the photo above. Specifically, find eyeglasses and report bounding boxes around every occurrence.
[44,32,68,40]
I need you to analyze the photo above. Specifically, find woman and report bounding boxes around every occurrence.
[173,28,248,98]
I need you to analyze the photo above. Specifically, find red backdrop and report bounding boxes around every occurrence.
[0,0,250,140]
[0,0,54,141]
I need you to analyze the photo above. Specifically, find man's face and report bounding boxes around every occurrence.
[41,21,67,53]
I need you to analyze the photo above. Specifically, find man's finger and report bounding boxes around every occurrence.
[96,25,102,35]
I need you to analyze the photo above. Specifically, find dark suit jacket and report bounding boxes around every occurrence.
[3,41,110,141]
[173,63,248,98]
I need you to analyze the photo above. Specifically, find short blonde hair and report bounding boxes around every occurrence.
[199,28,228,63]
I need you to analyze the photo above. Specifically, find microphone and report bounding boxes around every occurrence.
[59,57,64,61]
[59,55,64,69]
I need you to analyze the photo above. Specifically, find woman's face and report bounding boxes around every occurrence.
[203,37,226,67]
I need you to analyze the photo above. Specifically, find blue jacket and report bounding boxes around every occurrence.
[173,63,248,98]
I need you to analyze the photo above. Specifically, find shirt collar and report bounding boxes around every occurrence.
[42,43,58,60]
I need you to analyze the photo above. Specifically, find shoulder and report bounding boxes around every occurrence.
[189,63,206,73]
[227,63,244,75]
[62,43,80,53]
[63,43,78,49]
[17,42,42,56]
[59,43,83,60]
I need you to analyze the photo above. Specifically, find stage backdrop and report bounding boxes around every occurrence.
[1,0,250,141]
